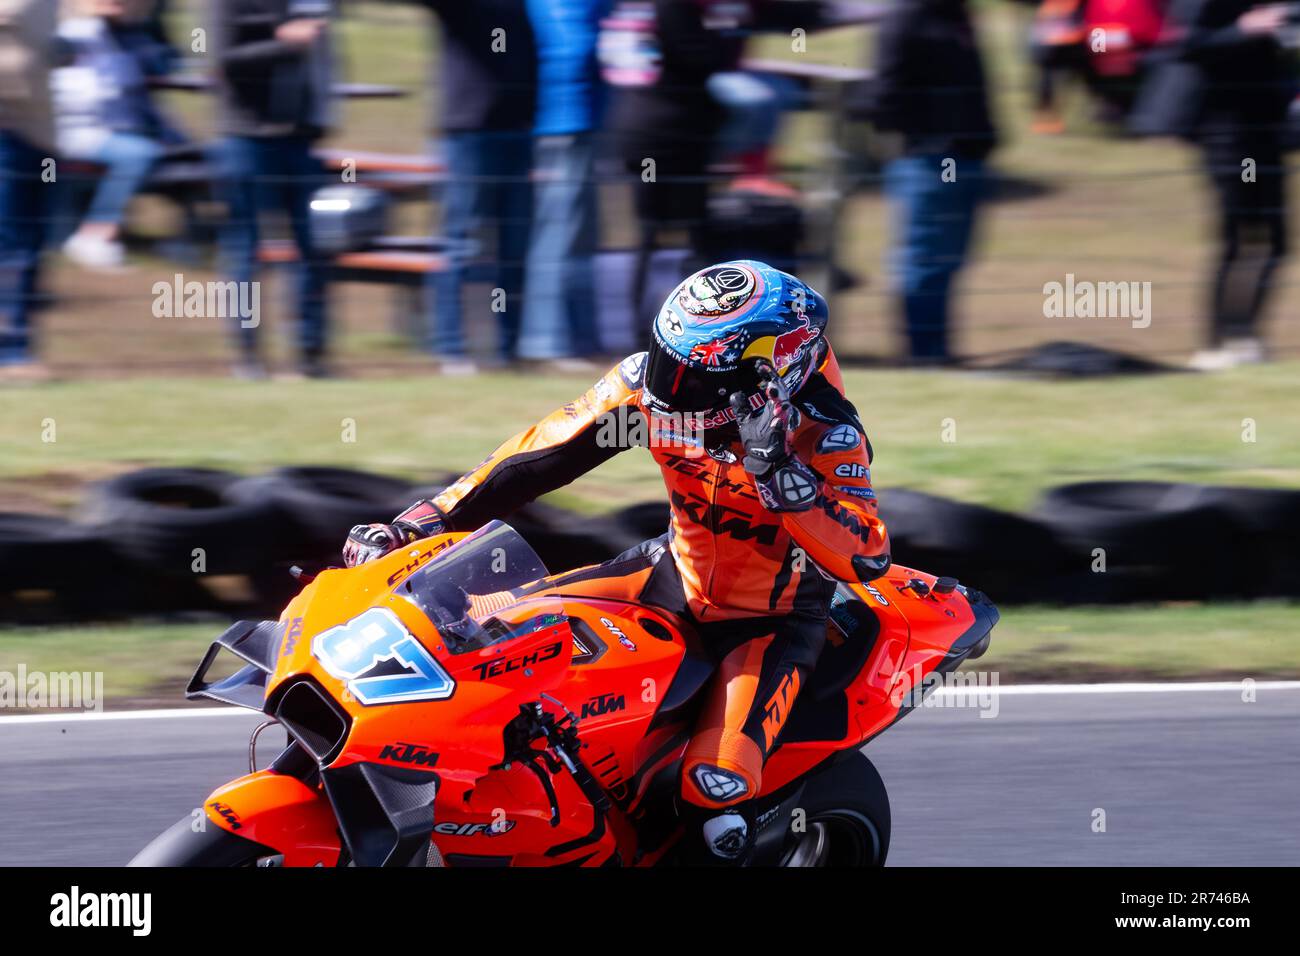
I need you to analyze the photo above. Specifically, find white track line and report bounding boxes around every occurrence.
[0,706,256,725]
[1,680,1298,724]
[930,680,1300,697]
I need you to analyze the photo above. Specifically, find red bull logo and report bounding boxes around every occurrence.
[772,317,820,373]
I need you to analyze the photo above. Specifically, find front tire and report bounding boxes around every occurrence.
[778,751,891,867]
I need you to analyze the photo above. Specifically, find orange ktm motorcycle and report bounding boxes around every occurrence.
[130,520,997,867]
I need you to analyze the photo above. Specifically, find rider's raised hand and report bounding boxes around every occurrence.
[729,360,801,479]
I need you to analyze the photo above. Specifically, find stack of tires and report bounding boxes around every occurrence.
[879,489,1075,604]
[1,469,1297,622]
[1032,482,1300,602]
[0,467,421,621]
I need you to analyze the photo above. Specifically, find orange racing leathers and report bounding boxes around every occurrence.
[416,348,889,808]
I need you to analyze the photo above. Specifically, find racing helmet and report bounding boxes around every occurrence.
[643,261,829,421]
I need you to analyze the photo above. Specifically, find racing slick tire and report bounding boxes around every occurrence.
[777,750,891,867]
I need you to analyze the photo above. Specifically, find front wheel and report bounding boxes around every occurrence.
[778,751,891,867]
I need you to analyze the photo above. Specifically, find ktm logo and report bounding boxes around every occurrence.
[581,693,626,719]
[281,617,303,657]
[379,741,440,767]
[670,490,779,545]
[761,670,802,752]
[814,494,874,545]
[208,801,242,831]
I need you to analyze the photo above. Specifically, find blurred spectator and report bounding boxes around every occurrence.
[867,0,997,364]
[406,0,537,375]
[0,0,57,381]
[1029,0,1086,133]
[1171,0,1294,370]
[54,0,181,272]
[709,68,800,191]
[209,0,336,380]
[606,1,830,346]
[517,0,609,366]
[606,0,719,346]
[142,0,179,62]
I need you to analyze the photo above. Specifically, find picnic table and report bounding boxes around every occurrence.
[259,237,445,341]
[313,148,445,195]
[149,73,408,99]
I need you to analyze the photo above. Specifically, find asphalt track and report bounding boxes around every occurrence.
[1,684,1296,866]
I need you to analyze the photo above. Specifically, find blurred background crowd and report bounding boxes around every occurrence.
[1,0,1298,382]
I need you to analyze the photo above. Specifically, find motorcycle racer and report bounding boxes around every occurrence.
[343,260,890,863]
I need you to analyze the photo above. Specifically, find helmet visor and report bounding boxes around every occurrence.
[643,344,757,415]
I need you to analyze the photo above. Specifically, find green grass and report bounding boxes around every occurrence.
[1,603,1293,711]
[0,620,215,707]
[971,602,1300,682]
[4,363,1298,514]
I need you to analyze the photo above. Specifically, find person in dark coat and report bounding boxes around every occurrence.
[1172,0,1294,370]
[606,0,834,348]
[209,0,337,379]
[866,0,997,364]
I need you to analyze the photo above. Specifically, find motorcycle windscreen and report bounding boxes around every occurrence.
[395,520,564,654]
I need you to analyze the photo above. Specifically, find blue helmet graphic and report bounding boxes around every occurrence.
[643,260,829,419]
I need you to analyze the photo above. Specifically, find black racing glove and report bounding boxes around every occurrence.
[342,521,422,568]
[728,363,819,512]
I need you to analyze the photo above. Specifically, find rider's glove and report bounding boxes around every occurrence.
[729,362,819,512]
[342,498,450,567]
[342,521,421,568]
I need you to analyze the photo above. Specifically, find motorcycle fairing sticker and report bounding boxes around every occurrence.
[312,607,455,705]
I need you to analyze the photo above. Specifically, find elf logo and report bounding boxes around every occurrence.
[434,820,516,837]
[581,693,626,719]
[834,463,868,479]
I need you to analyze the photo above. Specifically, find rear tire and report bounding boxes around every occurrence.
[778,751,891,867]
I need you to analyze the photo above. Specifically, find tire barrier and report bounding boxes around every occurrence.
[1033,481,1296,601]
[0,510,217,623]
[880,489,1074,604]
[227,466,417,553]
[83,468,287,578]
[2,469,1298,622]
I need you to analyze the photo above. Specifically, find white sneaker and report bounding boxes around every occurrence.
[63,233,127,272]
[1188,337,1267,371]
[439,358,480,377]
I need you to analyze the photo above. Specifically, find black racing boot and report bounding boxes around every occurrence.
[677,803,755,866]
